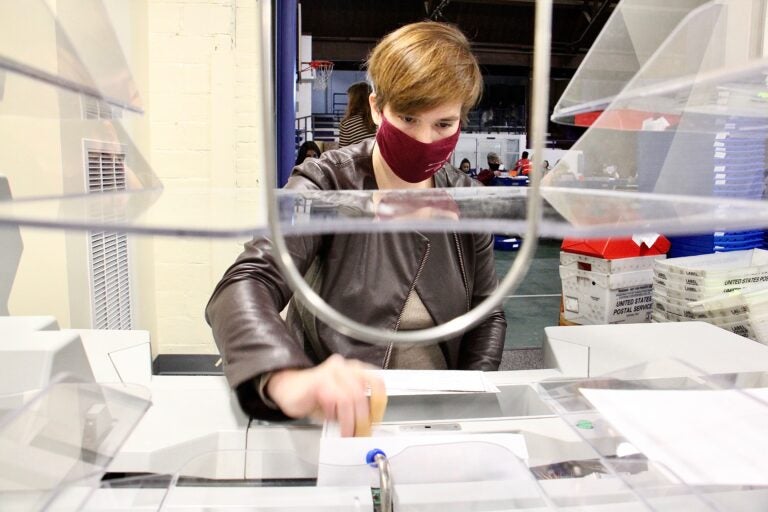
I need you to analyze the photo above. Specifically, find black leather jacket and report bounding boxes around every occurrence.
[206,139,507,420]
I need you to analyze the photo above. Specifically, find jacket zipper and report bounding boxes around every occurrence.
[453,233,471,311]
[383,240,431,369]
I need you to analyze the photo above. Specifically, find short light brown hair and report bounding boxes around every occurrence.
[366,21,482,120]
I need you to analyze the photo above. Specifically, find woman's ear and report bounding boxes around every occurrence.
[369,93,382,126]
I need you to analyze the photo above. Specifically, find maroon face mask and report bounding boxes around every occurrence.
[375,114,460,184]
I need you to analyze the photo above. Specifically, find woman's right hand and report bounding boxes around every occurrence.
[266,354,387,437]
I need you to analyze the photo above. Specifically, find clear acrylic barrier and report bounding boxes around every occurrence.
[3,2,768,507]
[79,436,765,511]
[547,0,768,212]
[553,0,714,121]
[0,64,159,198]
[0,0,142,111]
[83,443,741,510]
[0,374,151,511]
[568,1,761,124]
[3,186,768,239]
[85,442,753,511]
[81,473,173,512]
[142,445,557,511]
[536,359,768,511]
[0,0,768,238]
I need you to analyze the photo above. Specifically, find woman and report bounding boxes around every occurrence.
[206,21,506,437]
[459,158,472,175]
[338,82,377,147]
[295,141,322,166]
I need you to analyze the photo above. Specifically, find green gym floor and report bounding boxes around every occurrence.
[495,238,563,370]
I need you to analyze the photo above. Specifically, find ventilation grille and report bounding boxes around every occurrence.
[90,231,131,329]
[82,96,123,120]
[88,151,126,192]
[86,145,132,330]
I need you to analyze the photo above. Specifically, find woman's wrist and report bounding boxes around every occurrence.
[255,372,277,409]
[265,368,303,413]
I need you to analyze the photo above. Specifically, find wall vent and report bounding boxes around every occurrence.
[82,96,123,120]
[84,140,132,329]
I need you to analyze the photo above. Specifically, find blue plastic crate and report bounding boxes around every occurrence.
[493,234,521,251]
[668,231,766,257]
[493,176,529,187]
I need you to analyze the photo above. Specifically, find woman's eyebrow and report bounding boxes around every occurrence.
[438,116,460,122]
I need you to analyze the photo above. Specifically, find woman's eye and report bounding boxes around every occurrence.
[400,115,416,124]
[438,122,454,129]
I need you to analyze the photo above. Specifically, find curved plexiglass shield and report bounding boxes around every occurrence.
[543,0,768,249]
[537,359,768,511]
[1,0,768,239]
[0,0,142,112]
[552,0,712,122]
[3,186,768,239]
[0,375,151,511]
[138,445,553,511]
[1,3,768,509]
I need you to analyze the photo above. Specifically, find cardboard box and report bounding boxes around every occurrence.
[561,251,665,274]
[558,312,581,326]
[560,266,654,325]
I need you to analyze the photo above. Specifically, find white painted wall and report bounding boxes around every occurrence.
[1,1,70,327]
[3,0,270,356]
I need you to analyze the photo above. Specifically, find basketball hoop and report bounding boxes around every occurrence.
[301,60,334,91]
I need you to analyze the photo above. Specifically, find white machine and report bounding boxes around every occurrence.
[3,317,768,510]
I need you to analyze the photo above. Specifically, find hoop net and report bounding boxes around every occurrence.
[310,60,334,91]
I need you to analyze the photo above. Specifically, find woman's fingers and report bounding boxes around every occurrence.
[331,363,371,437]
[343,361,389,436]
[270,356,388,437]
[335,394,356,437]
[368,375,388,424]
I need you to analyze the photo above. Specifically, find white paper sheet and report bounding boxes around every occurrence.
[367,370,499,396]
[317,433,529,486]
[580,387,768,486]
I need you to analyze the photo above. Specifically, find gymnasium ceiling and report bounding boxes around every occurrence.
[299,0,618,73]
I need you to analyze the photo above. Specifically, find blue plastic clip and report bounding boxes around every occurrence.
[366,448,386,467]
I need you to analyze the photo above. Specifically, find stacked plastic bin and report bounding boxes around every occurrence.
[652,249,768,343]
[491,175,527,251]
[667,231,766,257]
[667,118,767,257]
[493,235,520,251]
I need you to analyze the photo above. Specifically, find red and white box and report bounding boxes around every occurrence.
[560,235,670,325]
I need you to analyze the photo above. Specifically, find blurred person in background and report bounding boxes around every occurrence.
[295,141,322,165]
[339,82,377,147]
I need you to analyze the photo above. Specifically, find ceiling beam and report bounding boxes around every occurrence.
[450,0,590,6]
[429,0,452,19]
[313,39,585,69]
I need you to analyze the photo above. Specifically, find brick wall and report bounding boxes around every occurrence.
[146,0,260,354]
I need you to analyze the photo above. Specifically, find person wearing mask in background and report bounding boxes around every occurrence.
[512,151,531,177]
[339,82,377,147]
[477,152,502,184]
[459,158,476,178]
[206,21,506,438]
[295,141,322,166]
[487,152,504,176]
